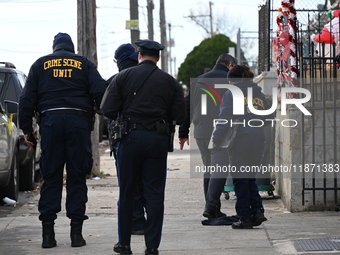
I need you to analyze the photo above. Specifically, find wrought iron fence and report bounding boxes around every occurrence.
[258,1,271,73]
[261,0,340,208]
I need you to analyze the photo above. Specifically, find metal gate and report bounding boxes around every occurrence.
[260,0,340,208]
[299,38,340,207]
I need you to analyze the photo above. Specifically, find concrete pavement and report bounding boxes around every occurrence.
[1,141,340,254]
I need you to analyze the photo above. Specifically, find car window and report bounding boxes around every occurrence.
[17,72,26,89]
[0,74,3,95]
[0,73,19,106]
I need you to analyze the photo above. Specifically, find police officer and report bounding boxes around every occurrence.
[109,43,146,235]
[18,32,107,248]
[178,53,237,218]
[101,39,186,255]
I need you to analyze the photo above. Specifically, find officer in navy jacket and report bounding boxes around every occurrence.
[101,39,186,255]
[213,65,274,229]
[18,32,107,248]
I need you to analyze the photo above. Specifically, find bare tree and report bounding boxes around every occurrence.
[186,1,213,36]
[186,2,259,67]
[186,1,238,39]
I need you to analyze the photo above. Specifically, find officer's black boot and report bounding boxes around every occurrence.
[70,221,86,247]
[42,221,57,248]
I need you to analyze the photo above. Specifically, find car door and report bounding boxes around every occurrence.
[0,104,12,180]
[0,73,12,173]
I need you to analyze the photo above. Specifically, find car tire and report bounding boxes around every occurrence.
[19,154,36,191]
[0,149,19,201]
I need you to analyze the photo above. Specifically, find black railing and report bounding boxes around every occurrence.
[263,0,340,208]
[258,1,271,73]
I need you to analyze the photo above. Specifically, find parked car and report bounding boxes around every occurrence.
[0,62,41,192]
[0,100,19,201]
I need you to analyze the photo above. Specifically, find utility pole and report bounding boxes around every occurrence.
[185,1,214,37]
[130,0,140,46]
[77,0,98,65]
[237,28,241,64]
[147,0,154,40]
[168,23,172,75]
[159,0,168,72]
[168,23,182,76]
[209,1,213,37]
[173,57,177,77]
[77,0,100,176]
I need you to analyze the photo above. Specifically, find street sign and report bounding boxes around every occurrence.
[126,20,139,30]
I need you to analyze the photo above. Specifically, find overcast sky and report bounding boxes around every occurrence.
[0,0,261,80]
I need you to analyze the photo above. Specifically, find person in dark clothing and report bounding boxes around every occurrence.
[212,65,273,229]
[18,32,107,248]
[178,53,237,219]
[101,39,186,255]
[109,43,146,235]
[107,44,139,154]
[107,43,138,84]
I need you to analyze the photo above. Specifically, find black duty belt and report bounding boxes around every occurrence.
[41,109,91,118]
[127,123,155,131]
[130,123,146,130]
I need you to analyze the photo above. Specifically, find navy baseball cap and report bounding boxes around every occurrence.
[135,39,165,54]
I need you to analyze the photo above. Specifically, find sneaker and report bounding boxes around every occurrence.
[232,219,253,229]
[252,211,267,227]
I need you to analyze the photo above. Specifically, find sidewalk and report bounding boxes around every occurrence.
[1,141,340,254]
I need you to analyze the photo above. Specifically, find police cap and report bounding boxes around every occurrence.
[135,39,165,54]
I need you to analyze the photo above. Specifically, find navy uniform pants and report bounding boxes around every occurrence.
[229,129,265,221]
[195,138,211,200]
[38,112,92,222]
[131,182,146,231]
[205,149,229,212]
[116,130,168,249]
[114,155,146,231]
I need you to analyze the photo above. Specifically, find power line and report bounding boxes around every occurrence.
[0,48,46,54]
[96,6,128,10]
[0,0,63,3]
[0,16,74,24]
